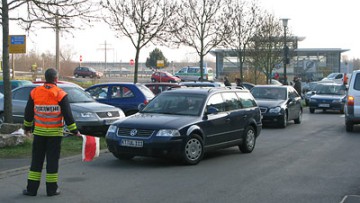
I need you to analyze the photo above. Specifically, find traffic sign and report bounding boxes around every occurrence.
[9,35,26,53]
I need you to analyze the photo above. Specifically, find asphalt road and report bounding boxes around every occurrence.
[1,109,360,203]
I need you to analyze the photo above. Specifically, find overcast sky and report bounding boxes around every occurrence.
[10,0,360,63]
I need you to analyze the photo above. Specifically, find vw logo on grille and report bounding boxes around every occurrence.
[107,112,113,117]
[130,129,137,136]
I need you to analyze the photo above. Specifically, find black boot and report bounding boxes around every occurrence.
[22,189,37,196]
[46,182,60,196]
[23,180,39,196]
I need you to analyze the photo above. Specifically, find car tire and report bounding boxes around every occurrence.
[182,134,204,165]
[239,126,256,153]
[74,74,79,78]
[310,108,315,113]
[279,112,288,128]
[294,110,302,124]
[151,78,156,82]
[113,152,134,160]
[346,122,354,132]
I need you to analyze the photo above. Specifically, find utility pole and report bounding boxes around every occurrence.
[42,10,71,77]
[97,41,113,72]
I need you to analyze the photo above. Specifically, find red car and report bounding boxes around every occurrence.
[151,71,181,83]
[144,83,182,95]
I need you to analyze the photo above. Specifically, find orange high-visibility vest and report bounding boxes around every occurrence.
[31,84,67,136]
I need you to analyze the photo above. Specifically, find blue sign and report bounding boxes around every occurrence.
[11,36,25,45]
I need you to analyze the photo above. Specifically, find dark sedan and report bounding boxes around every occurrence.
[251,85,303,128]
[308,83,346,114]
[106,87,262,165]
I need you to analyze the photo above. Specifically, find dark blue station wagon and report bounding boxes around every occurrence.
[106,87,262,165]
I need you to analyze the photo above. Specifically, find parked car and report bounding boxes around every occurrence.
[85,82,155,116]
[345,70,360,131]
[180,81,225,87]
[242,82,255,90]
[308,83,346,114]
[33,80,84,89]
[0,84,125,135]
[74,66,103,78]
[321,72,350,84]
[144,82,182,95]
[251,85,303,128]
[174,66,214,81]
[151,71,181,83]
[106,87,262,165]
[0,80,32,93]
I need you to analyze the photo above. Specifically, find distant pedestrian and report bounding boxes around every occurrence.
[235,78,244,88]
[22,68,80,197]
[224,76,231,86]
[293,76,302,96]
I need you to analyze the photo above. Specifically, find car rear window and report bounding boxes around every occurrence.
[137,84,155,98]
[354,73,360,90]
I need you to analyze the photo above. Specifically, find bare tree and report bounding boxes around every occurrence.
[0,0,95,123]
[101,0,178,83]
[248,13,283,84]
[226,0,261,80]
[172,0,231,81]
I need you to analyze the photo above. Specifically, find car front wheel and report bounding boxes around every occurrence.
[239,126,256,153]
[294,110,302,124]
[280,112,288,128]
[182,134,203,165]
[74,74,79,78]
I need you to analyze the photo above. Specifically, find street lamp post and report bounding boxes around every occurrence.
[281,18,289,85]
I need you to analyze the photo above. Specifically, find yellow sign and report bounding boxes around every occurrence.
[9,35,26,54]
[157,60,164,67]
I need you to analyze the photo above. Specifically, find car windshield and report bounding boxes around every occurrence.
[325,73,338,79]
[141,93,206,116]
[62,86,95,103]
[316,84,346,95]
[251,87,287,100]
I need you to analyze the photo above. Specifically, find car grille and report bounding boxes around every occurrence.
[117,128,155,138]
[260,107,267,113]
[96,111,120,118]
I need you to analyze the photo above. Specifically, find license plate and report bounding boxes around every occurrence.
[319,104,330,107]
[121,139,143,148]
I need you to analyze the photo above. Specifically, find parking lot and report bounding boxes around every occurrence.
[1,110,360,203]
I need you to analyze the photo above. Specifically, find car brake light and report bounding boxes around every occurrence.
[348,96,354,106]
[144,100,149,105]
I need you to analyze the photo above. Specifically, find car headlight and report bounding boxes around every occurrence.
[107,125,117,133]
[309,98,317,102]
[332,99,342,103]
[156,129,181,137]
[73,111,97,119]
[269,107,281,113]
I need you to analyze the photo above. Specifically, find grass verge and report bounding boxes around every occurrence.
[0,136,107,159]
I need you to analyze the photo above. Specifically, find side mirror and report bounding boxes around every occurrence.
[138,103,146,111]
[206,106,219,115]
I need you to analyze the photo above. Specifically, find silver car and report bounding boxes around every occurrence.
[0,84,125,136]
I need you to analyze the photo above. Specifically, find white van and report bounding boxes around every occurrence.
[345,70,360,131]
[175,66,214,81]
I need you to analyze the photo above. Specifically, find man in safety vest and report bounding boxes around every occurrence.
[22,68,80,197]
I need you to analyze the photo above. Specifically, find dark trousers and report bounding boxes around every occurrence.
[26,135,62,194]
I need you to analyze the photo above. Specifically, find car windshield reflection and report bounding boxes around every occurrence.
[141,93,206,116]
[316,85,346,95]
[62,87,95,103]
[251,87,287,100]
